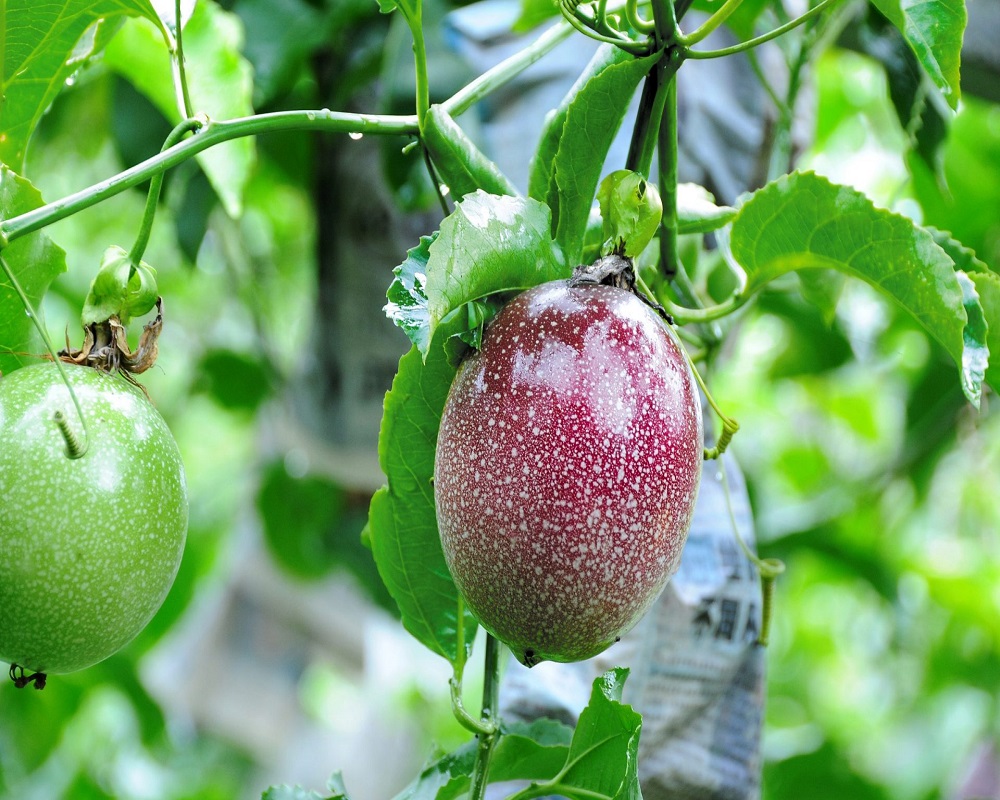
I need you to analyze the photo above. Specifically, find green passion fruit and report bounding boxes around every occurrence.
[0,363,187,680]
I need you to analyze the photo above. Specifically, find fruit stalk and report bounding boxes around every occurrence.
[468,634,502,800]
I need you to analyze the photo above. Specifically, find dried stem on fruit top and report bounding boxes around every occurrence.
[59,297,164,384]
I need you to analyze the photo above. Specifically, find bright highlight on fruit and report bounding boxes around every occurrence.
[434,279,702,666]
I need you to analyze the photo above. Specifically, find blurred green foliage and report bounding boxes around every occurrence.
[713,49,1000,799]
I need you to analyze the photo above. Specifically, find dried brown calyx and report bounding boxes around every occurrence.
[59,297,163,383]
[570,255,672,324]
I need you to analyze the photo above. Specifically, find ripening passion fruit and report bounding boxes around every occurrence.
[434,278,703,666]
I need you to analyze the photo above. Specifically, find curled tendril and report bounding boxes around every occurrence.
[559,0,654,55]
[625,0,656,33]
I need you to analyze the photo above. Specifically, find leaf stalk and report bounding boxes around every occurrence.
[170,0,195,119]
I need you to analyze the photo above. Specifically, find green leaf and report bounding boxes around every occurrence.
[195,348,273,412]
[386,234,435,353]
[537,668,643,800]
[325,773,351,799]
[928,228,994,392]
[103,0,256,217]
[855,10,949,183]
[955,271,989,403]
[528,44,621,204]
[376,0,419,20]
[0,167,67,375]
[0,0,166,170]
[677,183,737,234]
[597,170,663,257]
[423,191,567,355]
[422,105,519,201]
[445,297,505,363]
[233,0,330,107]
[261,776,349,800]
[867,0,966,109]
[797,269,846,325]
[729,171,984,406]
[81,245,158,326]
[513,0,560,31]
[256,462,345,580]
[928,227,991,275]
[528,45,658,266]
[968,270,1000,391]
[368,331,477,665]
[393,718,572,800]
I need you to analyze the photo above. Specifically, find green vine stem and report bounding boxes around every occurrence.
[129,117,204,266]
[0,110,419,245]
[767,38,807,181]
[443,22,573,116]
[718,462,785,646]
[763,0,855,181]
[403,3,431,127]
[422,146,452,217]
[625,51,679,179]
[677,0,745,45]
[655,64,681,280]
[0,254,89,458]
[449,596,497,737]
[680,0,842,59]
[2,22,581,247]
[170,0,194,119]
[661,288,751,325]
[652,0,681,45]
[468,633,502,800]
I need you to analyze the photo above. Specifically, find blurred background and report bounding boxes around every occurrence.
[1,0,998,798]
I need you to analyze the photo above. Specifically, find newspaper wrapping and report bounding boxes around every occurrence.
[492,451,765,800]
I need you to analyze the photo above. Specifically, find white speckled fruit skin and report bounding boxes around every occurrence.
[0,363,188,674]
[435,280,702,665]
